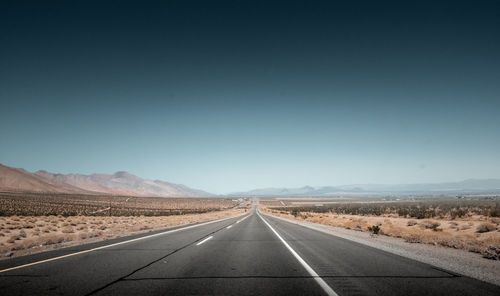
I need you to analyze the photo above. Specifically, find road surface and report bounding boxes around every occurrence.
[1,208,499,295]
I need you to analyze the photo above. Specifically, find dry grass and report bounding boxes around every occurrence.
[0,191,247,258]
[262,205,500,258]
[0,191,240,216]
[477,222,497,233]
[0,208,247,258]
[266,197,500,219]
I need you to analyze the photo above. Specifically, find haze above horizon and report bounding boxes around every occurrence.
[1,1,499,194]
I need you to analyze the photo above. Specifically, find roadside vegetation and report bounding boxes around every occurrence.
[0,191,238,216]
[0,191,247,258]
[261,196,500,260]
[265,198,500,218]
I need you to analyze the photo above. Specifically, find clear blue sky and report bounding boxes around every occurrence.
[1,1,499,194]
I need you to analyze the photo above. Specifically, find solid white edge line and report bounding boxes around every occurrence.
[257,211,339,296]
[0,213,247,274]
[196,236,213,246]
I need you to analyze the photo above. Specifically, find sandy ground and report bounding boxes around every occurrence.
[261,207,500,256]
[0,208,246,259]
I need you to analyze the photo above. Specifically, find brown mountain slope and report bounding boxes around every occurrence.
[0,164,213,197]
[0,164,90,194]
[34,170,213,197]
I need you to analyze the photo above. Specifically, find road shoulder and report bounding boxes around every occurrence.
[264,213,500,286]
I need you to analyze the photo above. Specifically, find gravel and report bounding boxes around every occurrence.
[269,214,500,286]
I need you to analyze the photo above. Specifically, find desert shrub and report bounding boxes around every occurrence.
[10,244,25,251]
[87,232,99,238]
[490,207,500,217]
[460,224,471,230]
[483,245,500,260]
[368,225,380,235]
[407,220,418,226]
[22,223,34,229]
[404,233,423,243]
[43,235,65,245]
[476,223,496,233]
[61,226,74,233]
[7,235,21,243]
[24,240,38,249]
[419,221,441,231]
[270,198,500,219]
[0,192,238,216]
[436,236,467,249]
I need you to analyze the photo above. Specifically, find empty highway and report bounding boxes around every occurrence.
[0,207,499,296]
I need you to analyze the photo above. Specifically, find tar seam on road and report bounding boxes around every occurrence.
[196,236,213,246]
[258,211,339,296]
[117,275,457,280]
[0,213,247,274]
[84,216,249,296]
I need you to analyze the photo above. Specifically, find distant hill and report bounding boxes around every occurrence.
[231,179,500,197]
[0,164,94,194]
[0,163,213,197]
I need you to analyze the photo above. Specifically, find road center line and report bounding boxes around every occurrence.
[236,214,250,224]
[196,236,213,246]
[0,214,244,274]
[257,211,339,296]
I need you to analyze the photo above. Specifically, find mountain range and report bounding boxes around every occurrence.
[2,163,500,197]
[0,164,212,197]
[230,179,500,197]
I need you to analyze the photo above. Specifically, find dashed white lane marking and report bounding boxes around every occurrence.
[0,214,244,274]
[258,212,339,296]
[196,236,213,246]
[227,225,232,229]
[236,214,250,224]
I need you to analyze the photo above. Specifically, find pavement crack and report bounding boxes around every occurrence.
[430,266,461,277]
[120,275,458,280]
[84,221,236,296]
[0,274,48,278]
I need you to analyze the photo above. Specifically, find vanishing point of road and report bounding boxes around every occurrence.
[1,206,499,296]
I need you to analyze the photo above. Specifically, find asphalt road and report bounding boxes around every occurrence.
[1,208,499,296]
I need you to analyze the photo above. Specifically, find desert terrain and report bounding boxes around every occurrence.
[0,191,247,258]
[260,196,500,259]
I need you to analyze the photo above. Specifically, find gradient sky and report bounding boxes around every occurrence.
[1,1,500,194]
